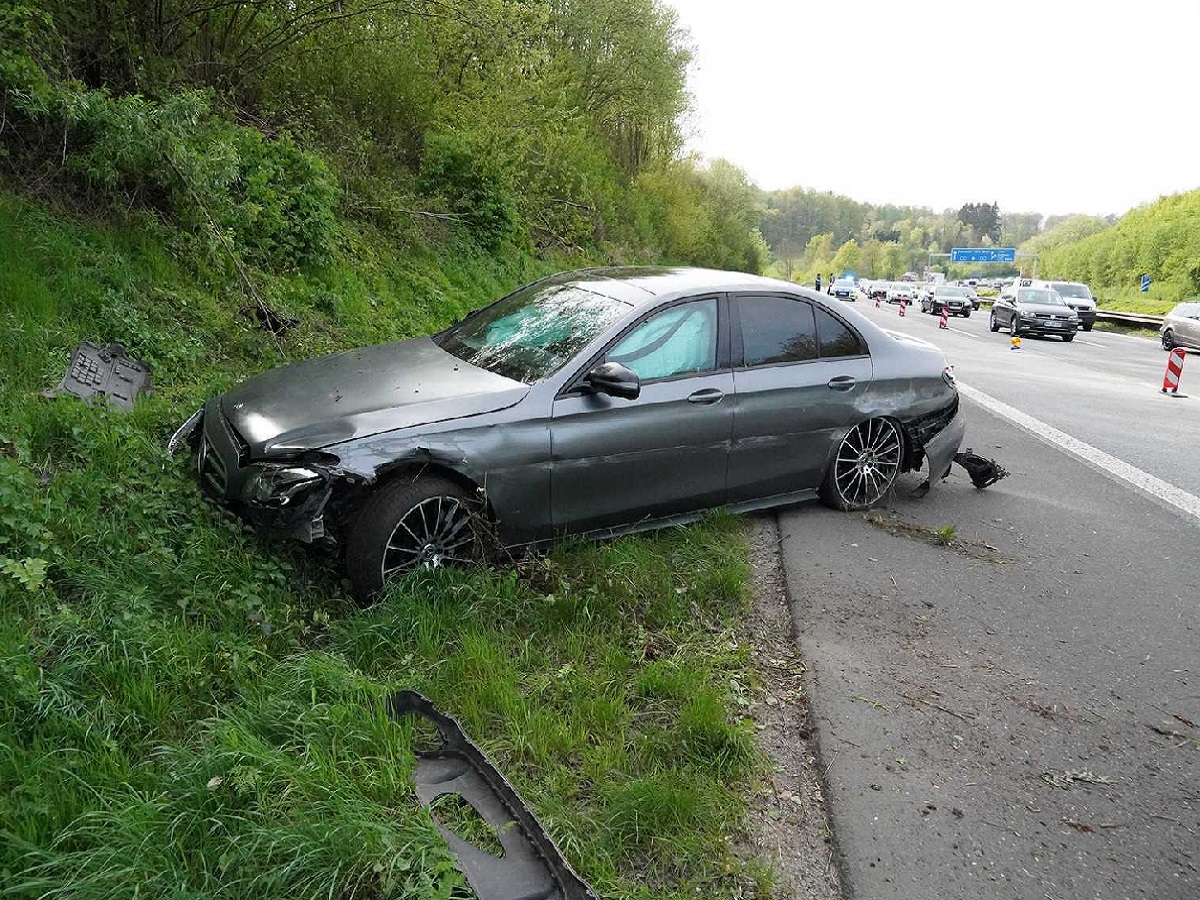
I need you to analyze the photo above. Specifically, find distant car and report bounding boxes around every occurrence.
[830,278,857,300]
[923,286,973,317]
[178,266,967,600]
[888,283,916,304]
[867,282,890,301]
[989,287,1079,340]
[963,286,981,310]
[1161,301,1200,351]
[1045,281,1097,331]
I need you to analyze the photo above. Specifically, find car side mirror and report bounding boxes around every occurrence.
[585,361,640,400]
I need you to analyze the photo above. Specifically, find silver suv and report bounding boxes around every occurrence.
[1046,281,1097,331]
[1161,302,1200,351]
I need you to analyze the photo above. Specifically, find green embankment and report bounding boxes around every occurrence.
[0,192,770,899]
[1028,190,1200,315]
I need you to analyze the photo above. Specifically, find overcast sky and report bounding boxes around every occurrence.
[665,0,1200,217]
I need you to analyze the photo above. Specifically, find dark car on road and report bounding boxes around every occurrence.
[922,286,973,318]
[174,267,965,600]
[989,287,1079,340]
[1161,301,1200,351]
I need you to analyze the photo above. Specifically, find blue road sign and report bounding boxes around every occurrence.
[950,247,1016,263]
[1140,274,1151,293]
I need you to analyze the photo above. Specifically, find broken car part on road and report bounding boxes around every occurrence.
[388,690,599,900]
[172,267,977,600]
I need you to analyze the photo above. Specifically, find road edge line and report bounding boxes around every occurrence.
[958,382,1200,524]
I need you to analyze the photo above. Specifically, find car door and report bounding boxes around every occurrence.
[727,294,873,503]
[549,295,733,534]
[1179,303,1200,349]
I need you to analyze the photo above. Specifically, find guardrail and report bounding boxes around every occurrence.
[1094,310,1164,328]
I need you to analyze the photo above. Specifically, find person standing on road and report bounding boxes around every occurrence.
[828,273,835,293]
[814,274,822,292]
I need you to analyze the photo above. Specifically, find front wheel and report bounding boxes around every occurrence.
[989,311,1000,332]
[345,475,484,602]
[1082,323,1093,332]
[820,418,903,511]
[1162,329,1175,351]
[961,309,971,318]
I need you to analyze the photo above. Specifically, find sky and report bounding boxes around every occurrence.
[664,0,1200,217]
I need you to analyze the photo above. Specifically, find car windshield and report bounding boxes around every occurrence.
[1050,282,1091,299]
[1017,289,1066,306]
[936,287,967,297]
[834,279,854,287]
[436,282,630,383]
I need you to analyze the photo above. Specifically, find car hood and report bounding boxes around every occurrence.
[1017,303,1077,316]
[220,337,529,457]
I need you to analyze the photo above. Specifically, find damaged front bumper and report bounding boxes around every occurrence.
[171,401,339,545]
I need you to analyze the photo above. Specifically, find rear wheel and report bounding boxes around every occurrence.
[345,475,483,602]
[820,418,903,511]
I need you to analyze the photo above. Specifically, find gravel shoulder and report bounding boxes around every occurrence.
[743,514,843,900]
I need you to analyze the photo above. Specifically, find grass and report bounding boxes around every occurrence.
[0,191,768,899]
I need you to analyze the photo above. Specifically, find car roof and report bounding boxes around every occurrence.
[537,266,805,306]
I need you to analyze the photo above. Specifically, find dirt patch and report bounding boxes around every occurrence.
[741,514,843,900]
[863,509,1007,562]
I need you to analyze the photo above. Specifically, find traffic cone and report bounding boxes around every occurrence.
[875,294,881,308]
[899,299,906,317]
[1010,335,1022,351]
[938,307,949,329]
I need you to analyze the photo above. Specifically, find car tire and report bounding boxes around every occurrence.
[1063,333,1075,342]
[989,311,1000,333]
[961,309,971,318]
[1082,323,1093,332]
[1162,329,1174,351]
[819,418,903,512]
[345,474,484,603]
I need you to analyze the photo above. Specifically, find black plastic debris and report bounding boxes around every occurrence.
[46,342,152,410]
[387,690,600,900]
[953,449,1009,490]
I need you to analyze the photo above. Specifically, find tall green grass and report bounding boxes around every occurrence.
[0,191,766,899]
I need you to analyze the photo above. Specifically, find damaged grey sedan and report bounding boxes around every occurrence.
[173,267,975,600]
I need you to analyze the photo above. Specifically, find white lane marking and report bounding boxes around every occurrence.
[947,327,980,340]
[1076,339,1106,348]
[957,382,1200,524]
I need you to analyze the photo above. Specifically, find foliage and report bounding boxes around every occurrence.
[957,202,1000,242]
[1033,191,1200,310]
[0,191,767,899]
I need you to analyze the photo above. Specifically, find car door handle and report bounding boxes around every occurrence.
[827,375,856,391]
[687,388,725,405]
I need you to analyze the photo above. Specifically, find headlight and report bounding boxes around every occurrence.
[242,465,324,507]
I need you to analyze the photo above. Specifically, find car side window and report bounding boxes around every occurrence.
[815,307,868,358]
[605,298,717,381]
[738,295,817,366]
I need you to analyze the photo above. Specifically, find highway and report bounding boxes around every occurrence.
[778,293,1200,900]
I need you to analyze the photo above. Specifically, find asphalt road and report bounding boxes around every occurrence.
[778,294,1199,900]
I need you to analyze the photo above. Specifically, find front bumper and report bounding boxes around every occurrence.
[1019,319,1078,336]
[1070,307,1096,327]
[191,400,335,544]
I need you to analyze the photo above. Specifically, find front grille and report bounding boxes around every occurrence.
[198,435,228,496]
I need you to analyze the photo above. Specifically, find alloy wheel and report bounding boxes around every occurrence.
[381,495,476,579]
[833,419,903,507]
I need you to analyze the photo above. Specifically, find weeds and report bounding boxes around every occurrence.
[0,192,766,899]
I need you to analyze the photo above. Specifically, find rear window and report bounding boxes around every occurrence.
[815,308,867,358]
